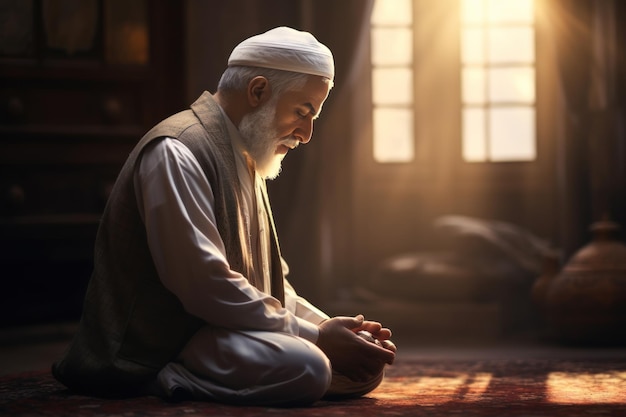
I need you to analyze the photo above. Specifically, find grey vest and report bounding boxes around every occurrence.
[52,92,285,397]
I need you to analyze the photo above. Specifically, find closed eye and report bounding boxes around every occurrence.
[298,103,319,120]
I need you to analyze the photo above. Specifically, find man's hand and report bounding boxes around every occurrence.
[357,318,397,355]
[316,315,396,382]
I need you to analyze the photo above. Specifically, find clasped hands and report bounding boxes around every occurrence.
[316,315,396,382]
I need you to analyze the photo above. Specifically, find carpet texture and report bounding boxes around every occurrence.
[2,358,626,416]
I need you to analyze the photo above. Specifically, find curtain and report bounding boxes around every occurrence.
[550,0,626,256]
[550,0,593,256]
[269,0,374,305]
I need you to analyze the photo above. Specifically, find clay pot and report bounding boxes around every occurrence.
[544,220,626,345]
[531,250,561,311]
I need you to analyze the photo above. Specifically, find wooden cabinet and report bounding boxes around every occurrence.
[0,0,185,326]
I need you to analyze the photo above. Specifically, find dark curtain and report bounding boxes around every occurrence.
[269,0,373,306]
[550,0,626,256]
[550,0,593,256]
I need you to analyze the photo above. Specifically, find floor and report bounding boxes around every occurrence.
[0,322,77,376]
[2,320,626,378]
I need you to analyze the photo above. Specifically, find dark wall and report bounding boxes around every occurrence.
[0,1,186,326]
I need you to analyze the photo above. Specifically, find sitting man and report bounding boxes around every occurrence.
[53,26,396,407]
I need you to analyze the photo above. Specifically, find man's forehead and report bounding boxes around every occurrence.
[288,85,329,117]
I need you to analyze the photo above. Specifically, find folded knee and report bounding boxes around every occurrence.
[284,347,332,405]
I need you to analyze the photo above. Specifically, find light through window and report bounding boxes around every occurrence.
[371,0,536,164]
[370,0,414,163]
[460,0,536,162]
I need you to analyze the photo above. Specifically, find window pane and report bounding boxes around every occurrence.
[489,107,535,161]
[489,67,535,103]
[461,28,485,64]
[488,0,533,24]
[371,0,412,25]
[372,27,412,66]
[42,0,98,58]
[488,27,534,64]
[462,67,486,104]
[373,68,413,105]
[463,108,487,161]
[373,108,414,162]
[461,0,485,24]
[459,0,536,163]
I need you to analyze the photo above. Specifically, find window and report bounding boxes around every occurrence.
[370,0,414,163]
[460,0,536,162]
[370,0,536,163]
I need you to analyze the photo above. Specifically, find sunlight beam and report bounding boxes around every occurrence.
[547,372,626,404]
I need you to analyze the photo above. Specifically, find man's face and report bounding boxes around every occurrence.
[238,76,330,179]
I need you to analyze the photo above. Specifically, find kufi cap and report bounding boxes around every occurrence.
[228,26,334,80]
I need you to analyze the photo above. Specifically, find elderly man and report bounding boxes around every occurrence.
[53,27,396,406]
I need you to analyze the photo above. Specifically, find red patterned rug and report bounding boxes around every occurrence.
[2,358,626,416]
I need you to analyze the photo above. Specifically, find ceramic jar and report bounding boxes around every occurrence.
[544,220,626,345]
[531,250,561,312]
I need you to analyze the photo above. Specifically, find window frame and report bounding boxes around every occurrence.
[459,0,538,163]
[368,0,540,168]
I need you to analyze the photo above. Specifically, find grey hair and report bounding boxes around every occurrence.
[217,66,332,97]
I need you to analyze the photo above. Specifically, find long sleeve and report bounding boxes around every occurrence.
[134,138,307,338]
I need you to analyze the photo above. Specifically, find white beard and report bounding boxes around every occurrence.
[238,101,285,180]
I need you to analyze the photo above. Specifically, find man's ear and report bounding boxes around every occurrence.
[247,76,272,108]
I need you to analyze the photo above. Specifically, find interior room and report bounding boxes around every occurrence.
[1,0,625,415]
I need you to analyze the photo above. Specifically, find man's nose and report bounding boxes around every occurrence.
[296,118,314,144]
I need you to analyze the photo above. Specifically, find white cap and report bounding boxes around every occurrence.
[228,26,334,80]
